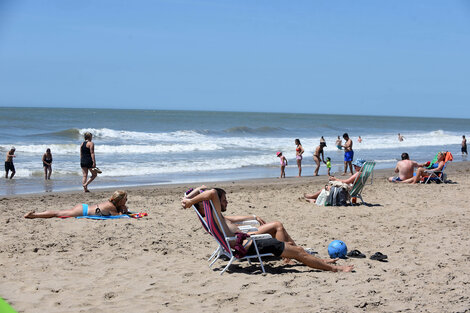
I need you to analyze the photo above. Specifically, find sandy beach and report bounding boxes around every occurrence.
[1,163,470,312]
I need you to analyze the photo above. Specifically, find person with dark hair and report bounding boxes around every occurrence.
[4,146,16,179]
[42,148,53,180]
[294,139,304,177]
[462,135,467,156]
[313,141,327,176]
[388,152,420,182]
[182,187,354,272]
[341,133,354,176]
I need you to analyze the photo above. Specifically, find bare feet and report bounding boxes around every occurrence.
[83,185,90,192]
[282,258,296,265]
[335,265,354,272]
[341,173,347,176]
[24,211,35,218]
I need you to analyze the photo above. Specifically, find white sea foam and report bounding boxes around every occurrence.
[78,128,207,142]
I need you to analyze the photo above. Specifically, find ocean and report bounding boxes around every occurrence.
[0,107,468,195]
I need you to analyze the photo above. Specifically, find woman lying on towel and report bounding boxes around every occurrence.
[24,190,128,219]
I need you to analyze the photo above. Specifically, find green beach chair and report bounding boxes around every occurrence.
[349,161,376,205]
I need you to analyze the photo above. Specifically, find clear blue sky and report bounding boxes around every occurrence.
[1,0,469,118]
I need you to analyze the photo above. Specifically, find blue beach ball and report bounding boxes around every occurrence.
[328,240,348,258]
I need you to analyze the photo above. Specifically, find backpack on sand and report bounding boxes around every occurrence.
[326,186,349,206]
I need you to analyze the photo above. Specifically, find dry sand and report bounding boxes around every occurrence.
[1,163,470,312]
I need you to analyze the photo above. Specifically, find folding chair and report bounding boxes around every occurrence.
[349,161,376,204]
[192,204,260,267]
[423,152,453,184]
[202,200,273,275]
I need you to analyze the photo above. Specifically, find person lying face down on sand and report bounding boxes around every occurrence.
[388,153,421,183]
[186,185,297,247]
[304,159,365,203]
[400,152,446,184]
[24,190,128,219]
[181,187,354,273]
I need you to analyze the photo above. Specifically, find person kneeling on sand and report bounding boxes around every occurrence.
[388,153,421,183]
[182,187,354,272]
[304,159,365,203]
[400,152,446,184]
[24,190,128,218]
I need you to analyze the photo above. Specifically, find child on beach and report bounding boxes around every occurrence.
[4,146,16,179]
[326,157,331,176]
[276,151,288,178]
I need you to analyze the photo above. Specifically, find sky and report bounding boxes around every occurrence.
[0,0,469,118]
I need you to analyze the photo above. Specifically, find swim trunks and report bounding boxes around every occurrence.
[4,161,15,172]
[344,151,354,162]
[336,145,342,150]
[462,146,467,154]
[391,177,402,182]
[246,238,285,257]
[296,155,302,160]
[82,204,89,216]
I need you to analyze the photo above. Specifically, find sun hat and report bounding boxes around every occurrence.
[276,151,282,156]
[352,158,366,168]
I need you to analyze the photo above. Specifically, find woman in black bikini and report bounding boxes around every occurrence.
[80,132,99,192]
[24,190,128,218]
[42,148,53,180]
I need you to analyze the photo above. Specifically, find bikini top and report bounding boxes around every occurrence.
[296,147,301,152]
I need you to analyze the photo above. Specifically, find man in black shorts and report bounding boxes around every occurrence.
[462,135,468,156]
[4,147,16,179]
[182,187,354,273]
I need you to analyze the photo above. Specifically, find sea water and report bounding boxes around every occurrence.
[0,107,468,195]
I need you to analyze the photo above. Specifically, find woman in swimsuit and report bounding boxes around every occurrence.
[313,142,326,176]
[24,190,128,218]
[80,132,99,192]
[294,139,304,177]
[42,148,53,180]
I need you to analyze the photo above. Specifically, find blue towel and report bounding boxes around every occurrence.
[76,215,130,220]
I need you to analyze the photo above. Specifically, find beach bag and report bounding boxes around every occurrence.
[315,188,330,206]
[326,186,349,206]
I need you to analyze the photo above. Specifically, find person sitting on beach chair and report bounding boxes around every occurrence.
[182,188,354,272]
[400,152,446,184]
[186,186,297,247]
[388,153,421,183]
[304,159,365,203]
[24,190,128,218]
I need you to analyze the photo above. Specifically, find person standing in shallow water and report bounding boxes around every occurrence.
[42,148,53,180]
[4,146,16,179]
[80,132,98,192]
[462,135,467,156]
[294,139,304,177]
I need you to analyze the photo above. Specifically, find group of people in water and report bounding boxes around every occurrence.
[277,133,357,179]
[3,131,102,192]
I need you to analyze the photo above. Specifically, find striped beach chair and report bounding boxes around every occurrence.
[349,161,376,204]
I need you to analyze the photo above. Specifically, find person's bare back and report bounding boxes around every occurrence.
[396,159,419,180]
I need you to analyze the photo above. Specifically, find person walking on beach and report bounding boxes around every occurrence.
[398,133,404,142]
[342,133,354,176]
[295,139,304,177]
[4,146,16,179]
[462,135,467,156]
[335,136,342,150]
[24,190,128,218]
[80,132,99,192]
[42,148,53,180]
[313,141,327,176]
[276,151,288,178]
